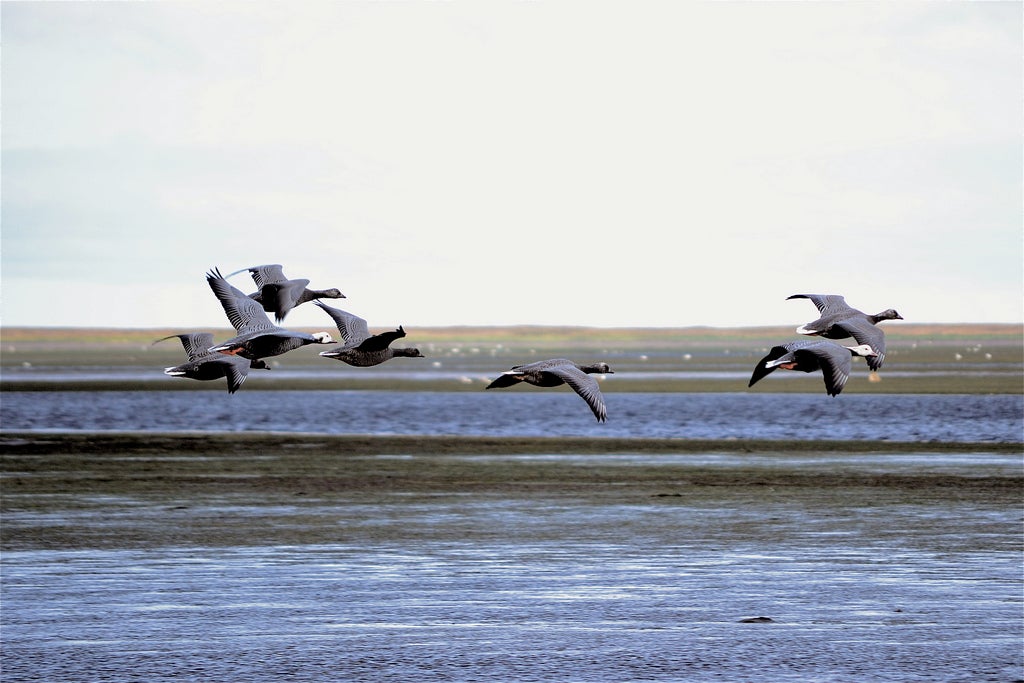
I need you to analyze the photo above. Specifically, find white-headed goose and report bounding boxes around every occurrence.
[205,268,334,360]
[748,339,878,397]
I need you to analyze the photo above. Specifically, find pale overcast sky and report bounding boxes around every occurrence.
[2,1,1021,330]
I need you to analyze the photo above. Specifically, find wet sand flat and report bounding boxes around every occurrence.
[2,431,1020,550]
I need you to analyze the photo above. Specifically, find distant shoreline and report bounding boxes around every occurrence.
[3,322,1021,395]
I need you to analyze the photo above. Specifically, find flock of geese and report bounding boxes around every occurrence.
[748,294,903,400]
[156,265,903,423]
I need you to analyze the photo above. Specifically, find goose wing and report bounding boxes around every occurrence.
[485,359,579,390]
[153,333,216,361]
[224,264,287,287]
[179,333,216,360]
[357,326,406,353]
[221,355,252,394]
[796,342,852,397]
[540,363,608,422]
[486,371,526,389]
[787,294,855,317]
[206,268,276,334]
[830,317,886,371]
[748,344,798,387]
[313,302,371,346]
[244,264,288,288]
[512,358,574,372]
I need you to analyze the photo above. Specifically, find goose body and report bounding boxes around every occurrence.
[748,340,878,397]
[228,264,345,322]
[205,268,334,360]
[155,332,269,394]
[315,302,424,367]
[787,294,903,371]
[486,358,613,422]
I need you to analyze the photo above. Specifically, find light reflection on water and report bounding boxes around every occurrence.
[2,390,1022,441]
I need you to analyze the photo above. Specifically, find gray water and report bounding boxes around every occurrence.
[2,390,1022,441]
[3,454,1022,683]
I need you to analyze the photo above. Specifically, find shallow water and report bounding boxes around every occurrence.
[2,390,1022,442]
[3,472,1022,683]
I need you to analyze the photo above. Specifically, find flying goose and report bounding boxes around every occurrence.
[204,268,334,360]
[485,359,614,422]
[154,332,270,394]
[314,301,424,366]
[227,264,345,322]
[748,340,878,397]
[787,294,903,371]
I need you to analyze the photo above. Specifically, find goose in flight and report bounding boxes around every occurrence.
[486,359,614,422]
[748,340,878,397]
[155,332,269,394]
[314,302,424,366]
[787,294,902,371]
[228,264,345,322]
[205,268,334,360]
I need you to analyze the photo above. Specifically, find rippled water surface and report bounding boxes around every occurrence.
[3,471,1022,683]
[3,390,1022,441]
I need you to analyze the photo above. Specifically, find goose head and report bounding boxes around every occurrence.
[876,309,903,321]
[395,348,425,358]
[585,362,614,374]
[311,332,335,344]
[845,344,878,357]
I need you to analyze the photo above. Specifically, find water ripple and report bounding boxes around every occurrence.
[2,390,1021,442]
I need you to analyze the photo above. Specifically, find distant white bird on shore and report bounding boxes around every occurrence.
[486,358,614,422]
[748,340,878,397]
